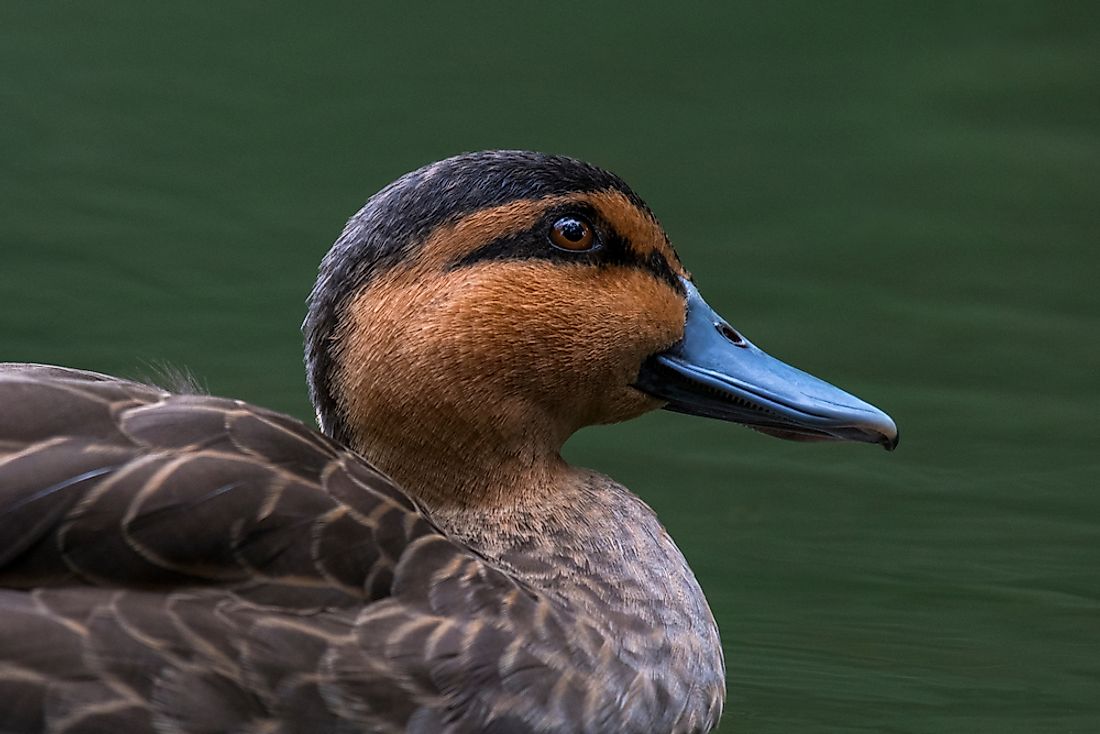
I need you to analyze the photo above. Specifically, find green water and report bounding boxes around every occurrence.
[2,3,1098,731]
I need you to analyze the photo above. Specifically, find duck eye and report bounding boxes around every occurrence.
[549,217,595,251]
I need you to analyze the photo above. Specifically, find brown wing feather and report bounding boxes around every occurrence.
[0,364,430,601]
[0,365,644,734]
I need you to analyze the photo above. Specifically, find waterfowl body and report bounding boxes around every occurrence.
[0,151,897,733]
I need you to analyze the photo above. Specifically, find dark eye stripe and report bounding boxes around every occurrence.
[452,208,683,294]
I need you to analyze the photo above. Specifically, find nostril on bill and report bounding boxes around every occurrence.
[715,322,747,348]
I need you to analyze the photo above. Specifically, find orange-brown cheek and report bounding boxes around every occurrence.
[440,263,685,424]
[586,272,685,422]
[339,260,686,439]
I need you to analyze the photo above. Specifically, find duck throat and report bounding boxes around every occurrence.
[335,370,572,512]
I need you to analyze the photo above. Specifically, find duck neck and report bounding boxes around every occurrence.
[339,394,725,722]
[342,391,573,512]
[347,401,721,665]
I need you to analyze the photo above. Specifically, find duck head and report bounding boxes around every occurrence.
[304,151,896,507]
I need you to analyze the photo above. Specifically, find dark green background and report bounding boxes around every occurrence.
[3,3,1098,731]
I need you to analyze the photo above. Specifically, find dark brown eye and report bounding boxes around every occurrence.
[549,216,595,251]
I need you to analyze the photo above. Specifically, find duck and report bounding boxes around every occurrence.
[0,150,897,734]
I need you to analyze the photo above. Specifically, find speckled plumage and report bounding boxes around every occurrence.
[0,365,723,733]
